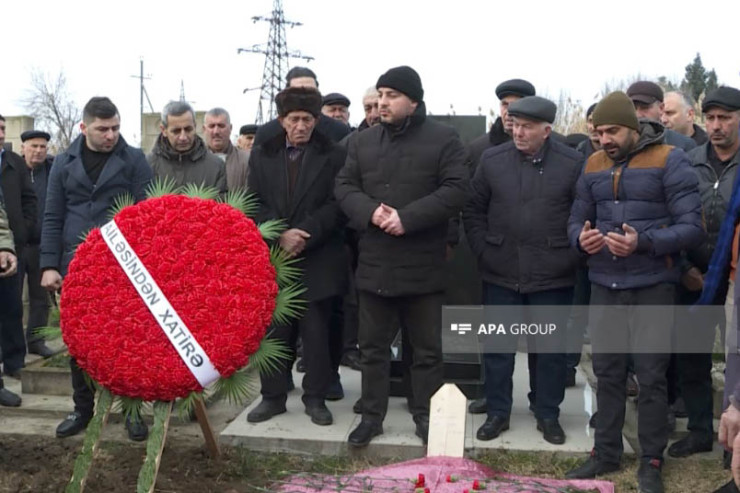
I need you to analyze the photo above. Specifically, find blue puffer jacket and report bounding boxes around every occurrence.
[567,121,705,290]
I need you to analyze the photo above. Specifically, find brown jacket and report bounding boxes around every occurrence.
[224,142,249,191]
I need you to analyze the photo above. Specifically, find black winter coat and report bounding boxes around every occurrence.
[248,130,348,302]
[335,103,470,297]
[463,139,582,293]
[0,150,37,253]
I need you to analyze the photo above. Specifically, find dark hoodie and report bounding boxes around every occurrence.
[147,134,227,194]
[567,120,705,290]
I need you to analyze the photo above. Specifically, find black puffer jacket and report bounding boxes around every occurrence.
[335,102,469,297]
[464,139,582,293]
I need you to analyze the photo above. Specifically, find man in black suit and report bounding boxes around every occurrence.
[246,87,348,426]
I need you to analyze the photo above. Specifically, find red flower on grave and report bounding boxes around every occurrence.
[60,195,278,401]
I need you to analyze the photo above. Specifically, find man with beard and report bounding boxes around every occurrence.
[203,107,249,191]
[148,101,226,193]
[566,92,704,493]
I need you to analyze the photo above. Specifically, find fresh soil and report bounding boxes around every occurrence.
[0,435,256,493]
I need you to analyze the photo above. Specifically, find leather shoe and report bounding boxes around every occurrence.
[247,399,286,423]
[414,416,429,445]
[565,453,620,479]
[353,398,362,414]
[0,388,21,407]
[56,412,91,438]
[668,432,713,458]
[637,458,664,493]
[476,415,509,441]
[348,420,383,447]
[28,341,55,358]
[305,403,333,426]
[537,418,565,445]
[125,415,148,442]
[468,398,486,414]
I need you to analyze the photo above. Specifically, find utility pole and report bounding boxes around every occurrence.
[130,58,154,145]
[238,0,313,123]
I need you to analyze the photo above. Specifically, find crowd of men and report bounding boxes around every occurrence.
[1,65,740,493]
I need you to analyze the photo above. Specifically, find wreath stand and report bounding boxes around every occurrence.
[66,390,220,493]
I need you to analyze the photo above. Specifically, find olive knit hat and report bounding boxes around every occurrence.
[592,91,639,131]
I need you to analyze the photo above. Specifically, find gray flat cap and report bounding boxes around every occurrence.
[507,96,557,124]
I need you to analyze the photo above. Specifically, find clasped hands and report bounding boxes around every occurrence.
[372,203,404,236]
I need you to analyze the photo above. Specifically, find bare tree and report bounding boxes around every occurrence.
[22,69,81,150]
[552,90,587,136]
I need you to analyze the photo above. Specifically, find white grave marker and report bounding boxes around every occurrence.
[427,383,467,457]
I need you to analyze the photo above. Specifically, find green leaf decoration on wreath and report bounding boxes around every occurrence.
[56,182,307,493]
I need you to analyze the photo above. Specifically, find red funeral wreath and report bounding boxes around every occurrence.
[60,195,278,401]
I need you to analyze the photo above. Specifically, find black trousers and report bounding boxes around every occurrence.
[0,264,26,373]
[71,357,95,418]
[259,296,339,406]
[358,290,444,423]
[675,287,717,436]
[590,283,674,463]
[22,244,49,345]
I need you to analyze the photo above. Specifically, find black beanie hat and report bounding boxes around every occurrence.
[376,66,424,102]
[275,87,322,117]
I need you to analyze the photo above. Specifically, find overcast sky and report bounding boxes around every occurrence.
[2,0,739,146]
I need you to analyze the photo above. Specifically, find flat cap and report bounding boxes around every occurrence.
[627,81,664,105]
[20,130,51,142]
[322,92,350,108]
[507,96,557,124]
[495,79,536,100]
[239,124,258,135]
[702,86,740,112]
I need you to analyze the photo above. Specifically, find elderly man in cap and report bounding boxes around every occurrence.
[684,87,740,464]
[627,81,696,152]
[464,96,582,445]
[20,130,55,358]
[322,93,351,127]
[246,86,348,427]
[468,79,536,167]
[662,91,708,146]
[237,124,258,151]
[203,107,249,191]
[336,65,469,447]
[566,91,704,493]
